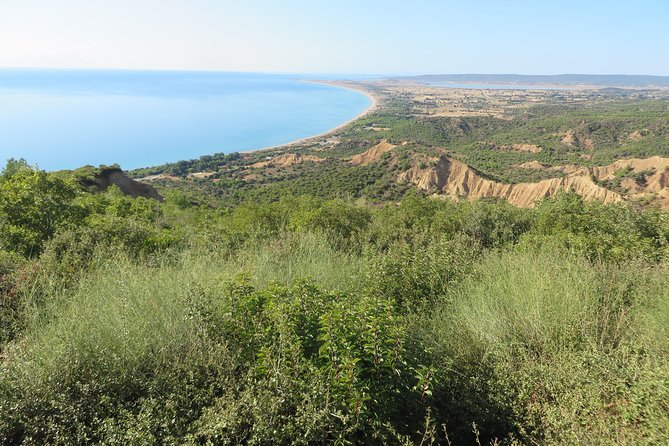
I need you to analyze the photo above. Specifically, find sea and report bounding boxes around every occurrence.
[0,69,372,171]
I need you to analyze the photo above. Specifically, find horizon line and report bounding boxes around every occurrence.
[1,67,669,78]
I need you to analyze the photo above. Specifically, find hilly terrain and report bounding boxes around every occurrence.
[1,79,669,445]
[129,79,669,210]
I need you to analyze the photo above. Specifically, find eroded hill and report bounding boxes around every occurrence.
[129,81,669,208]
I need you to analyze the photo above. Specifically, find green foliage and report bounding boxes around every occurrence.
[298,199,372,243]
[0,166,85,257]
[0,250,27,346]
[191,279,430,444]
[0,158,31,182]
[520,190,669,262]
[422,250,669,444]
[367,235,475,310]
[1,163,669,445]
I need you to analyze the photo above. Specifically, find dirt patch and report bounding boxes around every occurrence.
[508,143,542,153]
[561,130,594,149]
[628,130,645,142]
[516,161,546,170]
[251,153,325,169]
[138,174,180,182]
[188,172,215,179]
[561,130,576,146]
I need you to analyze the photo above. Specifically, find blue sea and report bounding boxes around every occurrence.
[0,69,372,171]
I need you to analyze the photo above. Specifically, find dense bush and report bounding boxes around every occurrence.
[1,168,668,444]
[0,167,85,256]
[422,251,669,444]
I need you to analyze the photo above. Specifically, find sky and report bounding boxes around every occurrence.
[0,0,667,75]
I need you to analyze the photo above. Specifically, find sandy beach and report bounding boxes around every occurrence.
[244,80,378,153]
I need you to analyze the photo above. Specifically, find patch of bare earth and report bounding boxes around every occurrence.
[503,143,542,153]
[628,130,645,142]
[251,153,325,169]
[593,156,669,206]
[561,130,594,149]
[515,161,547,169]
[138,174,180,182]
[188,172,215,179]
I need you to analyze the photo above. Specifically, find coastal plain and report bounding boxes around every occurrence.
[132,77,669,210]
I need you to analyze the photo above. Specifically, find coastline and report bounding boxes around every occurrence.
[241,80,378,154]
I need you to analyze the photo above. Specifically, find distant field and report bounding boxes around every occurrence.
[405,73,669,88]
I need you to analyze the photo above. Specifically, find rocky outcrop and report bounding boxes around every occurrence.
[102,171,164,202]
[84,168,164,201]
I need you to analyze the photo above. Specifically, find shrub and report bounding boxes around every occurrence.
[0,169,85,257]
[422,250,669,444]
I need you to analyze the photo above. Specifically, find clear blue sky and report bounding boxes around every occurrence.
[0,0,667,75]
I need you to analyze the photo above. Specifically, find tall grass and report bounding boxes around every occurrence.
[224,230,368,291]
[2,223,668,444]
[437,252,611,359]
[422,249,669,444]
[10,230,367,382]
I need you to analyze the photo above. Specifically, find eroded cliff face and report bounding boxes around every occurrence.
[397,156,641,207]
[520,157,669,206]
[92,169,164,202]
[592,157,669,207]
[350,140,396,166]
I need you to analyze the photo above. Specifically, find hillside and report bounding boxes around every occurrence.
[130,80,669,209]
[2,79,669,445]
[397,155,623,206]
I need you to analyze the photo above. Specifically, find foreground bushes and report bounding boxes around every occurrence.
[423,252,669,444]
[0,253,436,444]
[1,180,669,444]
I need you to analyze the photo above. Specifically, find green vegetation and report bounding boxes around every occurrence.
[125,91,669,209]
[1,158,668,444]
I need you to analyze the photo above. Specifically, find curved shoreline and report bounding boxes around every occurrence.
[242,80,378,154]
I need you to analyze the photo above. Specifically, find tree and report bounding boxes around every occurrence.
[0,166,85,257]
[0,158,31,182]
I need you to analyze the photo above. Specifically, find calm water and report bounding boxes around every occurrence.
[0,69,371,170]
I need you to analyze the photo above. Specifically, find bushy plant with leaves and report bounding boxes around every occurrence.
[520,190,669,262]
[0,166,85,257]
[192,278,435,444]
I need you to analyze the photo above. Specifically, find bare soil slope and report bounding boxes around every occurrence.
[350,140,396,166]
[97,171,164,202]
[396,156,669,207]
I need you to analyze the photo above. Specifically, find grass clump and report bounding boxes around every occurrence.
[422,250,669,444]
